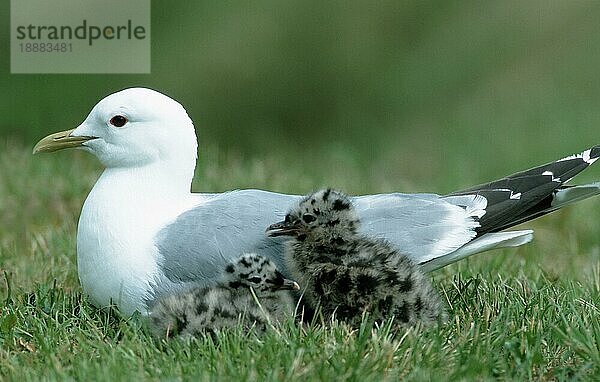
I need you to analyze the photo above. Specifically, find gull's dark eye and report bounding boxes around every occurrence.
[284,214,291,223]
[109,115,128,127]
[248,276,262,284]
[302,213,316,223]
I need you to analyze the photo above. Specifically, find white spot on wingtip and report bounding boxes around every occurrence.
[491,188,521,200]
[542,170,561,182]
[558,149,595,164]
[583,149,592,164]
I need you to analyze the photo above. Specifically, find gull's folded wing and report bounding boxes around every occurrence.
[154,190,486,293]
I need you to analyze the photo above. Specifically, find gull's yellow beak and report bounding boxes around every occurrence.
[32,128,97,154]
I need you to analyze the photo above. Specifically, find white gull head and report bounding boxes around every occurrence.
[34,88,201,315]
[73,87,197,175]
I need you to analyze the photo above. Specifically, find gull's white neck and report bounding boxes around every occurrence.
[77,161,197,315]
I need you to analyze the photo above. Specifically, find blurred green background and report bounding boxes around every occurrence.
[1,6,599,378]
[1,0,599,192]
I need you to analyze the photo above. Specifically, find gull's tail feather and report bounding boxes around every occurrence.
[449,145,599,235]
[420,230,534,272]
[553,182,600,206]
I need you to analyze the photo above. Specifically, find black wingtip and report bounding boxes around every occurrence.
[450,144,600,235]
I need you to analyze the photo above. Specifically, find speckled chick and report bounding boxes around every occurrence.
[149,253,299,339]
[267,188,445,329]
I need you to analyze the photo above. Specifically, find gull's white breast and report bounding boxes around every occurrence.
[76,167,198,315]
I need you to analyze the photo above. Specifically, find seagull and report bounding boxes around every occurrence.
[272,189,445,328]
[149,253,298,339]
[33,87,600,316]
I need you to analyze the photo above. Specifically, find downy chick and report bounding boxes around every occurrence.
[150,253,299,339]
[268,188,445,329]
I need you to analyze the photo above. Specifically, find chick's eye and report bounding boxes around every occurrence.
[109,115,128,127]
[248,276,262,284]
[302,213,316,223]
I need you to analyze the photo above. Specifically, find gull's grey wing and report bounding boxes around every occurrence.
[154,190,485,293]
[353,193,485,264]
[154,190,299,289]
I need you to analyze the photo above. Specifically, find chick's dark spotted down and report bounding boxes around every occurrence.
[149,253,298,339]
[270,189,445,328]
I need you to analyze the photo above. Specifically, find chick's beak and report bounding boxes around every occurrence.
[32,128,97,154]
[271,270,300,291]
[266,220,301,237]
[282,278,301,291]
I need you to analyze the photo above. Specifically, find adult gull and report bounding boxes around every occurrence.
[32,88,600,316]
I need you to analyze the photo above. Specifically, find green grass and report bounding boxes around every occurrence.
[1,140,599,381]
